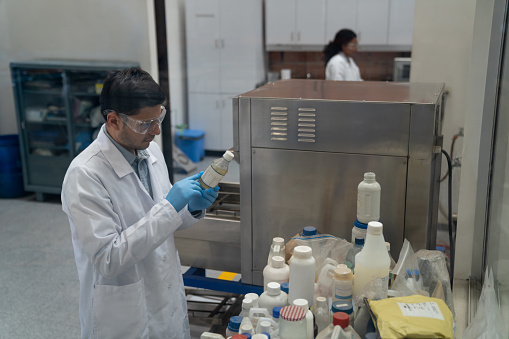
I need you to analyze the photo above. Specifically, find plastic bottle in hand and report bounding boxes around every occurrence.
[199,150,234,189]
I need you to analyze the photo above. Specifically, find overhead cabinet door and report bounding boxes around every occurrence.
[388,0,415,45]
[296,0,326,45]
[186,0,221,93]
[325,0,357,43]
[265,0,296,45]
[357,0,389,45]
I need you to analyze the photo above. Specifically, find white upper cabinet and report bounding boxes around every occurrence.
[357,0,390,45]
[325,0,357,43]
[388,0,415,45]
[266,0,325,47]
[270,0,415,51]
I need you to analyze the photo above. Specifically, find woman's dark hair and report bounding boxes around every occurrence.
[100,67,166,120]
[323,29,357,66]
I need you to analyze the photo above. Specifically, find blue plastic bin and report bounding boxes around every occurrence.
[0,134,26,198]
[175,129,205,163]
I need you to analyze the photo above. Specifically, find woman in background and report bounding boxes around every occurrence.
[324,29,362,81]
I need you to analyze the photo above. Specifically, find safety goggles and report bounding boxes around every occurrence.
[104,106,166,134]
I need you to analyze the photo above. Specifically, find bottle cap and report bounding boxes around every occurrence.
[232,335,248,339]
[367,221,383,235]
[258,320,272,332]
[273,237,284,246]
[334,264,353,280]
[406,269,420,277]
[364,172,376,180]
[242,298,253,309]
[272,306,281,318]
[315,296,327,308]
[331,301,353,315]
[354,237,365,246]
[252,335,268,339]
[245,293,259,304]
[332,312,349,328]
[240,324,253,333]
[385,242,390,251]
[242,334,252,339]
[261,334,271,339]
[267,282,281,296]
[293,245,312,259]
[223,150,234,161]
[228,316,243,331]
[302,226,317,236]
[292,298,309,309]
[279,305,306,321]
[354,219,369,229]
[281,282,289,294]
[271,255,285,268]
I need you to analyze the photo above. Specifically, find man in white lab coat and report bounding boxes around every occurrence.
[62,67,219,339]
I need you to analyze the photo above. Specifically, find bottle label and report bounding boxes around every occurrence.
[334,283,352,299]
[397,301,445,320]
[201,166,224,188]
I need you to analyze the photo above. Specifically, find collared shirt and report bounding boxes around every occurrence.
[103,125,153,198]
[325,52,363,81]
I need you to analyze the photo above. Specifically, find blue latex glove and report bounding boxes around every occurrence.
[165,172,203,212]
[188,183,220,212]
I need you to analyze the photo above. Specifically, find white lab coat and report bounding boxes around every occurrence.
[325,52,363,81]
[62,127,201,339]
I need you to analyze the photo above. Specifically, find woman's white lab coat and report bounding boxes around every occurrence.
[325,52,362,81]
[62,127,201,339]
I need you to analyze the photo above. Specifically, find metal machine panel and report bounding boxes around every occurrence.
[250,99,410,156]
[249,148,407,284]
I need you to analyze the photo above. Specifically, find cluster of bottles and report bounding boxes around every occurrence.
[201,173,396,339]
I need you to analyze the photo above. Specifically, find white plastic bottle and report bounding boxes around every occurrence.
[245,293,260,308]
[267,237,286,265]
[289,245,316,306]
[259,282,288,315]
[293,298,314,339]
[199,150,234,189]
[351,220,368,244]
[263,256,290,291]
[313,296,330,333]
[239,298,254,317]
[356,172,381,224]
[201,332,225,339]
[353,221,390,299]
[331,264,353,304]
[278,305,308,339]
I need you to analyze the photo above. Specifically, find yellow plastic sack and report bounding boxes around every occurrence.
[366,295,453,339]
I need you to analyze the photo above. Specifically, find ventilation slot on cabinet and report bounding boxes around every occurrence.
[270,106,288,141]
[297,108,316,142]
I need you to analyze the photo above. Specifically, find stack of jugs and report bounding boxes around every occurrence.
[353,172,381,243]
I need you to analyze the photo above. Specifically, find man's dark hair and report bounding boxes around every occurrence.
[100,67,166,120]
[323,29,357,66]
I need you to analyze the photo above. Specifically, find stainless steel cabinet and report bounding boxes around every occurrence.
[10,60,138,200]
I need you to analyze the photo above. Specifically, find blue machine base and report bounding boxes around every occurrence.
[183,267,263,295]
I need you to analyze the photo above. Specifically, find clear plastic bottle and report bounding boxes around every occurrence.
[353,222,390,300]
[292,299,314,339]
[278,305,307,339]
[313,296,330,333]
[345,238,365,269]
[331,264,353,304]
[240,317,255,335]
[226,316,243,337]
[199,150,234,189]
[267,237,286,265]
[289,246,316,306]
[356,172,381,224]
[386,242,396,288]
[316,258,338,300]
[263,256,290,291]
